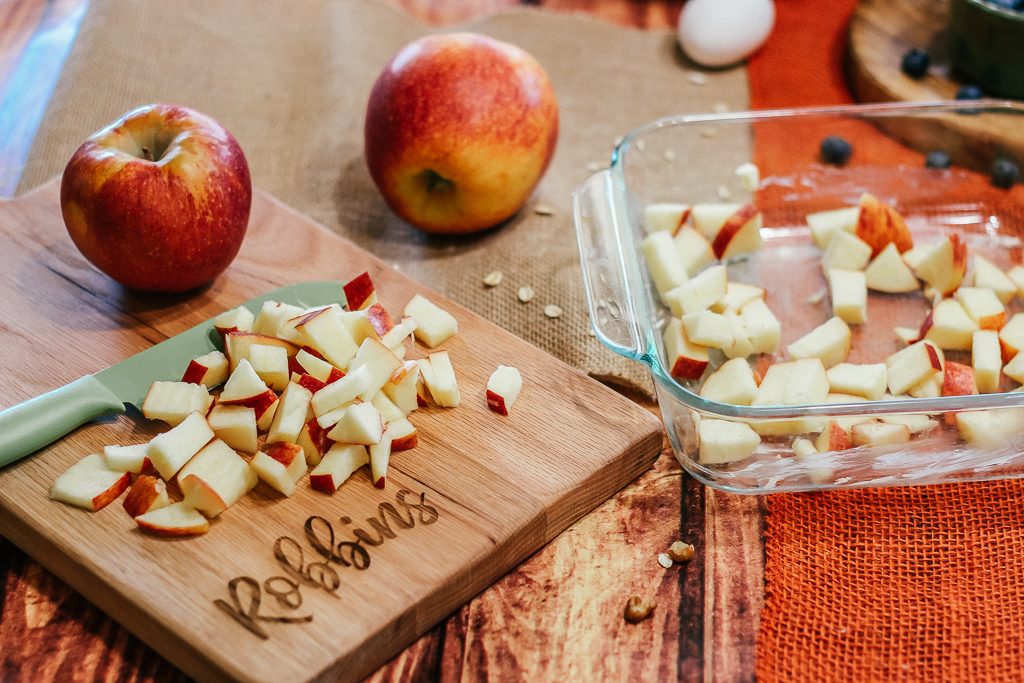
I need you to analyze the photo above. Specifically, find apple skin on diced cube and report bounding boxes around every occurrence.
[486,365,523,415]
[344,271,378,311]
[49,454,132,511]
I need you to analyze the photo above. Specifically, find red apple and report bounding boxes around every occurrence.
[60,103,251,292]
[364,33,559,234]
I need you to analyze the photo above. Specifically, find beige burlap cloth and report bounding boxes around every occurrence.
[19,0,751,398]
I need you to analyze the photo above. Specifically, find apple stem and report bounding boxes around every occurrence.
[141,147,154,162]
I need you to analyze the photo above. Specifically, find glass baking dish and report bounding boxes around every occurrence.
[574,101,1024,493]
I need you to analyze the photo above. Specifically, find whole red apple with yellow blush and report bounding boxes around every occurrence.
[364,33,559,234]
[61,104,251,292]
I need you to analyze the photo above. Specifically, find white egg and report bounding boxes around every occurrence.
[678,0,776,68]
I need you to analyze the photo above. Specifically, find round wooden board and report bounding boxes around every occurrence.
[849,0,1024,171]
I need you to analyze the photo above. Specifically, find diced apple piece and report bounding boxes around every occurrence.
[752,362,793,405]
[207,405,258,453]
[177,439,257,517]
[644,202,692,235]
[326,402,384,445]
[295,348,344,384]
[49,453,131,511]
[973,330,1002,393]
[816,421,853,453]
[252,442,307,497]
[348,338,403,401]
[972,255,1017,304]
[365,303,396,339]
[739,299,780,354]
[792,437,817,458]
[135,501,209,536]
[292,306,360,369]
[248,344,290,391]
[343,271,378,311]
[999,313,1024,361]
[908,373,942,398]
[855,193,913,257]
[389,418,418,451]
[699,357,757,406]
[665,265,727,317]
[486,365,523,415]
[864,243,920,293]
[369,432,393,488]
[213,306,254,336]
[827,268,867,325]
[807,206,859,248]
[697,203,762,259]
[267,382,313,445]
[912,234,967,296]
[721,310,754,359]
[826,362,887,400]
[224,331,298,371]
[697,419,760,464]
[383,360,420,415]
[711,282,765,314]
[1004,351,1024,384]
[641,231,688,299]
[681,310,732,349]
[957,408,1024,448]
[822,231,872,271]
[102,443,150,474]
[879,414,938,434]
[1008,265,1024,302]
[851,421,910,446]
[886,340,943,396]
[219,359,278,422]
[751,359,829,436]
[371,392,406,424]
[422,351,460,407]
[403,294,458,348]
[146,412,215,480]
[674,227,715,276]
[942,361,978,397]
[901,244,929,271]
[309,444,369,493]
[380,317,418,352]
[923,299,977,351]
[142,381,212,427]
[787,316,851,368]
[331,308,377,345]
[895,326,919,345]
[955,286,1005,330]
[663,318,709,380]
[297,419,334,467]
[253,301,305,339]
[311,365,373,424]
[181,350,229,389]
[122,475,170,518]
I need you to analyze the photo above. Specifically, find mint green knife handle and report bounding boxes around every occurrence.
[0,376,126,468]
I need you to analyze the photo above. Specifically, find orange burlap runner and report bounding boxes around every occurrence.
[751,1,1024,679]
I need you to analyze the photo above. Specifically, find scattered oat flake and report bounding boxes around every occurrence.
[483,271,503,287]
[586,161,604,172]
[588,329,596,337]
[663,149,676,162]
[657,553,673,569]
[735,162,760,191]
[712,102,730,114]
[701,128,718,139]
[636,140,646,152]
[518,286,535,303]
[544,304,563,319]
[687,72,708,85]
[716,185,731,200]
[534,204,555,216]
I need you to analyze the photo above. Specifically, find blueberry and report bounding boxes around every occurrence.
[992,158,1020,189]
[956,84,983,100]
[900,48,930,79]
[820,136,853,166]
[925,150,952,169]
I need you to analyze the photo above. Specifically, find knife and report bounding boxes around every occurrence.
[0,281,344,468]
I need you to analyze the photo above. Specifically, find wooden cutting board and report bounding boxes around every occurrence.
[0,179,663,683]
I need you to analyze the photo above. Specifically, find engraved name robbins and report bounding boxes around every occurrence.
[214,488,439,639]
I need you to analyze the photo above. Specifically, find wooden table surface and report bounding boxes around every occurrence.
[0,1,765,681]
